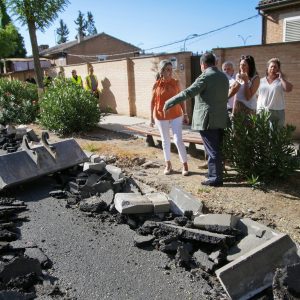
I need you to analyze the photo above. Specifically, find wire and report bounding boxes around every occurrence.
[61,14,259,60]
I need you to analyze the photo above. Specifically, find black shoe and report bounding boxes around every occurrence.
[201,180,223,187]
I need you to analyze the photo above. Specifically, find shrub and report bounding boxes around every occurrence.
[39,79,100,135]
[0,78,39,125]
[223,110,298,183]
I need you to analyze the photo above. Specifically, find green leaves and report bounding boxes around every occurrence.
[223,110,299,183]
[39,79,100,135]
[0,79,39,124]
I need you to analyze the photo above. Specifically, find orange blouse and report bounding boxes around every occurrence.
[152,78,183,120]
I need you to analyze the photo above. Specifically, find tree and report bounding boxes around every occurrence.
[7,0,69,90]
[0,0,26,57]
[0,23,18,58]
[56,19,69,44]
[74,10,87,38]
[86,11,97,36]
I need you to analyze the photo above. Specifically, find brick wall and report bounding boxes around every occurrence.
[214,41,300,138]
[263,6,300,43]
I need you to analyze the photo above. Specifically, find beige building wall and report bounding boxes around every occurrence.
[214,41,300,138]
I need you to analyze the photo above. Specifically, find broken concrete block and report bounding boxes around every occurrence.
[24,247,52,268]
[273,262,300,299]
[193,214,239,234]
[90,154,104,163]
[26,128,39,142]
[227,234,268,262]
[146,192,170,213]
[79,196,107,212]
[83,161,106,173]
[236,218,275,239]
[9,240,37,250]
[99,189,115,206]
[169,186,203,216]
[114,193,153,214]
[106,165,124,181]
[216,234,300,300]
[193,249,215,272]
[158,222,234,246]
[0,257,42,284]
[133,234,155,247]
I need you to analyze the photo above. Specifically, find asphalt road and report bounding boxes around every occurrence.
[14,177,222,300]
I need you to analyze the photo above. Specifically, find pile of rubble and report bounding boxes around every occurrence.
[0,127,299,299]
[48,153,300,300]
[0,196,68,299]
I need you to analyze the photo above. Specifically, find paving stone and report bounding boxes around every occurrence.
[236,218,276,239]
[0,256,42,284]
[168,186,203,216]
[106,165,124,181]
[158,222,234,246]
[216,234,300,300]
[146,192,170,213]
[114,193,153,214]
[227,234,268,262]
[193,214,239,234]
[83,161,106,173]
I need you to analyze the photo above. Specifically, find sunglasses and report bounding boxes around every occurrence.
[240,55,252,60]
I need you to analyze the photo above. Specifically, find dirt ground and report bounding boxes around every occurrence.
[34,125,300,244]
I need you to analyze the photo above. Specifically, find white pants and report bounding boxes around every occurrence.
[155,116,187,163]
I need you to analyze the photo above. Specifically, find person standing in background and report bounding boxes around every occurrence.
[222,61,236,118]
[257,57,293,127]
[71,69,83,87]
[164,52,229,187]
[233,55,259,117]
[150,59,189,176]
[85,64,99,98]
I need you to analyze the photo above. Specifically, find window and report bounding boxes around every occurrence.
[284,16,300,42]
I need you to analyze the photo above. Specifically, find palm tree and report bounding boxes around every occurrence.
[7,0,69,90]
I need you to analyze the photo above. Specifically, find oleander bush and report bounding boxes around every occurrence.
[39,79,100,135]
[0,78,39,125]
[223,110,298,183]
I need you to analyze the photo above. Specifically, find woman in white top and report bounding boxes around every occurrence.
[257,58,293,127]
[233,55,260,116]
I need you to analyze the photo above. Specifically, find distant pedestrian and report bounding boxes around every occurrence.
[85,64,99,98]
[164,52,229,187]
[58,66,65,79]
[233,55,260,117]
[150,59,189,176]
[257,58,293,127]
[222,61,236,117]
[71,69,83,87]
[43,69,52,87]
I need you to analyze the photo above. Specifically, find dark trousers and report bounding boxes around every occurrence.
[199,129,224,183]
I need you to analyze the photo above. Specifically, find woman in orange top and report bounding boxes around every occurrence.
[150,59,189,176]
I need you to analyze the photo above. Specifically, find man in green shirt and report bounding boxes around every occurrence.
[164,52,229,187]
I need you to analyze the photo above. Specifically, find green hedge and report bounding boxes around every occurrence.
[39,79,100,135]
[223,110,298,183]
[0,78,39,125]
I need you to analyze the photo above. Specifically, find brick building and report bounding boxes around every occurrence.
[256,0,300,44]
[39,32,141,66]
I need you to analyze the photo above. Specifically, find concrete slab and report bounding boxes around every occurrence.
[193,214,239,234]
[216,234,300,300]
[146,192,170,213]
[114,193,153,214]
[158,222,234,246]
[0,138,88,190]
[106,165,124,181]
[169,186,203,216]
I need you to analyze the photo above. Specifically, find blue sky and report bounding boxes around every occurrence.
[13,0,262,56]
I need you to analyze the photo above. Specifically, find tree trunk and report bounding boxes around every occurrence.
[27,18,43,90]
